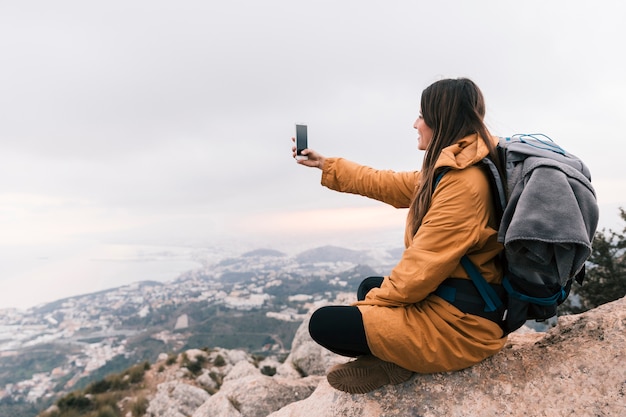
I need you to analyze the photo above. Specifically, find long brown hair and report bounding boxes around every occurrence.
[408,78,501,236]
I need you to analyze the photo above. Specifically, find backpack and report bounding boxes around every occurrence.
[435,134,599,334]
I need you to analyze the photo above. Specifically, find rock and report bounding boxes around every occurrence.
[267,296,626,417]
[257,356,282,376]
[146,381,211,417]
[192,392,241,417]
[196,370,219,392]
[277,313,344,377]
[266,381,380,417]
[194,374,321,417]
[205,347,245,365]
[223,360,260,382]
[143,297,626,417]
[185,348,208,360]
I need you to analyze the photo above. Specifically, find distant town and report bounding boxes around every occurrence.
[0,245,398,409]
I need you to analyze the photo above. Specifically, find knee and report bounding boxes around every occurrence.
[357,276,385,301]
[308,306,332,342]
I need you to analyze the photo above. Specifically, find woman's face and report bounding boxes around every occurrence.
[413,112,433,151]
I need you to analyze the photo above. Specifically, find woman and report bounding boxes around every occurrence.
[292,78,507,394]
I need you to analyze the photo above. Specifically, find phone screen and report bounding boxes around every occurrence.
[295,124,308,156]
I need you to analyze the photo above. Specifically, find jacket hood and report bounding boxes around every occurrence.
[434,133,498,171]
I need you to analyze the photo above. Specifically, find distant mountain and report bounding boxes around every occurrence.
[242,248,287,258]
[296,245,369,264]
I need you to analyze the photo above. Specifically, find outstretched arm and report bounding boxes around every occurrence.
[292,137,417,208]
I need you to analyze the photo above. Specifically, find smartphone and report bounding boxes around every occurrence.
[295,123,308,160]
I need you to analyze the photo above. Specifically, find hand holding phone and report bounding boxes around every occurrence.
[295,123,308,161]
[292,123,326,169]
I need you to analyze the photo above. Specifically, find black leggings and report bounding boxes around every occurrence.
[308,276,384,357]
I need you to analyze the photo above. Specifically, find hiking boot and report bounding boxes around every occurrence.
[326,355,413,394]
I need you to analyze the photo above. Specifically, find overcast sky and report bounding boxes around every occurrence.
[1,0,625,309]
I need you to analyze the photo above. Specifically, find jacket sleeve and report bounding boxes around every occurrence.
[355,167,494,307]
[321,157,418,208]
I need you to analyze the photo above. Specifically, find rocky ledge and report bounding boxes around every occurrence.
[131,296,625,417]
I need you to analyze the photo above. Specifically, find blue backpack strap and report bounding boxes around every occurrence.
[434,169,448,188]
[460,256,503,312]
[501,276,567,306]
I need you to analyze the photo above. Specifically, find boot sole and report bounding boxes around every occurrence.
[327,359,413,394]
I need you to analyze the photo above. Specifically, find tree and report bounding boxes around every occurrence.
[560,209,626,314]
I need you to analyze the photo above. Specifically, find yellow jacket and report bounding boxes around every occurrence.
[321,133,506,373]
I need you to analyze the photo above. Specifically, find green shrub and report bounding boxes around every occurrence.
[107,374,129,391]
[127,363,146,384]
[95,404,118,417]
[182,353,207,375]
[85,379,112,395]
[131,396,149,417]
[213,355,226,367]
[166,353,178,365]
[56,392,92,412]
[208,371,223,390]
[185,360,203,375]
[260,365,276,376]
[93,391,121,409]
